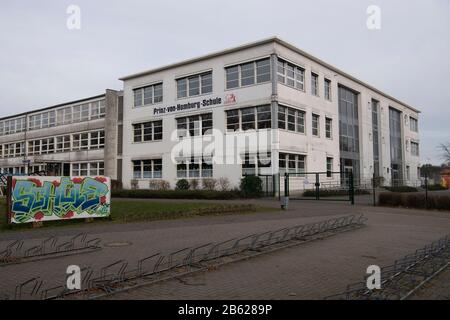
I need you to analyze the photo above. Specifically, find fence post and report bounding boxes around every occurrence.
[425,173,428,209]
[315,173,320,200]
[349,172,355,205]
[284,172,289,197]
[372,173,376,207]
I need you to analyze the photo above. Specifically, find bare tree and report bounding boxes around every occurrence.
[439,142,450,163]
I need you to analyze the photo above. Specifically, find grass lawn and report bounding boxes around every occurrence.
[0,197,275,232]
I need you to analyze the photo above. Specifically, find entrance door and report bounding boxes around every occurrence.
[391,164,400,186]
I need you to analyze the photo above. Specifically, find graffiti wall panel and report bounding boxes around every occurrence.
[9,176,111,224]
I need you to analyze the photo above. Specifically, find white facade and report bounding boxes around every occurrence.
[120,38,421,190]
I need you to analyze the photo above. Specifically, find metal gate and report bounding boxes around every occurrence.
[282,171,355,204]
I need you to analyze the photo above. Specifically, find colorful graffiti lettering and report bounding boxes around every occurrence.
[10,176,111,224]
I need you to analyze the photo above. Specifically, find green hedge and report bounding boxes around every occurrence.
[426,184,448,191]
[383,186,418,193]
[112,189,242,200]
[379,192,450,210]
[302,189,370,197]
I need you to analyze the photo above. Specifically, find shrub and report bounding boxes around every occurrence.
[112,189,241,200]
[131,180,139,190]
[202,178,217,191]
[149,180,171,191]
[240,175,263,198]
[218,177,230,191]
[378,192,450,210]
[175,179,190,190]
[426,184,447,191]
[111,180,123,191]
[384,186,418,193]
[190,179,199,190]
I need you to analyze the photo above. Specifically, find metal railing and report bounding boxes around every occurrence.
[325,234,450,300]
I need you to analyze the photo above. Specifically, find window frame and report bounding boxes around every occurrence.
[225,58,271,90]
[133,83,164,108]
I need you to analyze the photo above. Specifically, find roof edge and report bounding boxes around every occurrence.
[119,36,420,114]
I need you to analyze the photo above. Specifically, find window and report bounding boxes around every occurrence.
[257,106,271,129]
[277,59,305,90]
[134,83,163,107]
[40,138,54,154]
[406,165,410,180]
[177,72,213,99]
[326,157,333,177]
[177,157,212,178]
[81,104,90,121]
[132,159,163,179]
[226,109,239,132]
[411,142,419,156]
[324,79,331,101]
[277,106,305,134]
[90,162,105,176]
[312,114,320,137]
[242,153,271,176]
[133,121,163,142]
[63,107,72,124]
[56,135,71,153]
[278,106,286,130]
[311,73,319,96]
[241,62,255,86]
[90,131,105,149]
[72,134,81,151]
[176,113,212,138]
[226,106,271,132]
[90,100,106,119]
[225,58,271,89]
[241,108,255,131]
[72,162,102,177]
[325,118,332,139]
[279,153,305,176]
[225,66,239,89]
[410,117,418,132]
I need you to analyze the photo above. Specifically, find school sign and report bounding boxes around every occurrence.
[8,176,111,224]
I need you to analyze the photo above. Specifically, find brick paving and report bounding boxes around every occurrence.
[0,198,449,300]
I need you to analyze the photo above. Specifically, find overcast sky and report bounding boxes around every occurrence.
[1,0,449,164]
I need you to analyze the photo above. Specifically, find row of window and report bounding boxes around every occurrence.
[0,130,105,158]
[0,100,106,137]
[72,162,104,176]
[0,162,104,176]
[131,56,341,109]
[0,117,26,136]
[130,107,333,141]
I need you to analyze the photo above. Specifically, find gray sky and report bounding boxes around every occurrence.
[1,0,449,165]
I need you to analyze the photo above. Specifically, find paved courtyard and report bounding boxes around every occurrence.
[0,198,449,300]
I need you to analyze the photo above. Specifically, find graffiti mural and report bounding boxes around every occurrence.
[9,176,111,224]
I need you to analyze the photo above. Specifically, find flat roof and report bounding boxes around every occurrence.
[0,93,106,122]
[120,37,420,113]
